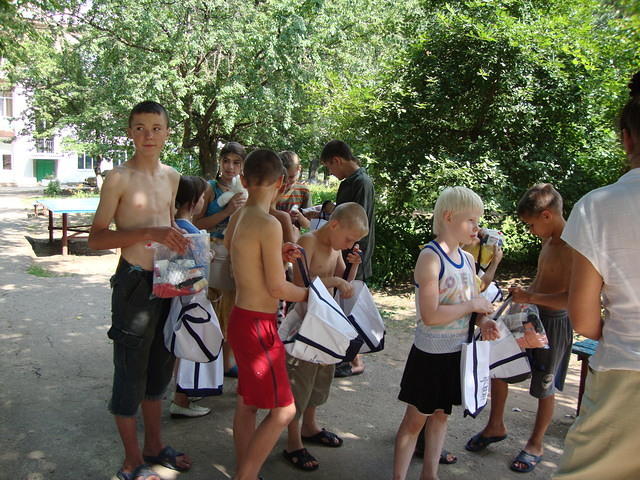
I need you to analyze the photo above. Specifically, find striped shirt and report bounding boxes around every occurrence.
[276,184,312,212]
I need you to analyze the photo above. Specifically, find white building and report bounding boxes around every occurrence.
[0,80,103,187]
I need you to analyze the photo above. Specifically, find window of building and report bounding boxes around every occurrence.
[2,154,11,169]
[0,89,13,118]
[35,138,55,153]
[77,152,95,170]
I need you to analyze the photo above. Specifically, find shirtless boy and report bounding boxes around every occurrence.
[283,202,368,471]
[465,183,573,474]
[88,101,191,480]
[223,149,308,480]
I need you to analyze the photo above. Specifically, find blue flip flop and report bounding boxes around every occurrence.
[465,432,508,452]
[143,445,191,472]
[510,450,542,473]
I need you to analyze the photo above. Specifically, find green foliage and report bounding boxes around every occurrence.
[308,183,338,205]
[44,179,61,196]
[345,0,639,284]
[6,0,640,287]
[7,0,408,178]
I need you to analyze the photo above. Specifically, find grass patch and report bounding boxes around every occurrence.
[27,264,57,277]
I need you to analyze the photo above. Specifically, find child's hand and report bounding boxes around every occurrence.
[509,286,531,304]
[335,278,354,299]
[492,245,504,264]
[470,295,494,315]
[149,226,190,254]
[224,192,246,214]
[282,242,302,263]
[346,244,362,264]
[289,208,310,229]
[478,318,500,341]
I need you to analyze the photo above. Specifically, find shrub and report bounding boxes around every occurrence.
[44,179,62,196]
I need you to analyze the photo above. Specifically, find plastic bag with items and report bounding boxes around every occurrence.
[152,231,210,298]
[501,300,549,349]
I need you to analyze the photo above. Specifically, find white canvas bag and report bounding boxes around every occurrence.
[335,280,385,353]
[164,289,224,363]
[176,357,224,396]
[487,298,531,383]
[278,255,363,364]
[461,313,491,418]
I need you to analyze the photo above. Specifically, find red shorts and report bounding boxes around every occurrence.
[227,306,294,409]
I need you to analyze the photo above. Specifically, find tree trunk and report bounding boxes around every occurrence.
[308,156,319,183]
[199,137,219,179]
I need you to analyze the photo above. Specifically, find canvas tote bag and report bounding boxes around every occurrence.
[487,297,531,383]
[278,252,363,364]
[164,289,224,363]
[335,280,385,354]
[461,313,491,418]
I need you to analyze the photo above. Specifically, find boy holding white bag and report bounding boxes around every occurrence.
[465,183,573,474]
[283,202,369,471]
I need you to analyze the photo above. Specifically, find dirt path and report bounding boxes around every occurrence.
[0,188,577,479]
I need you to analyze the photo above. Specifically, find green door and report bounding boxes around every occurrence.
[35,159,56,181]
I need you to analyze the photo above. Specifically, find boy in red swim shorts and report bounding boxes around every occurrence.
[224,149,308,480]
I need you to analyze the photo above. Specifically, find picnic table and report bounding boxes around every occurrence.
[36,197,100,255]
[571,338,598,415]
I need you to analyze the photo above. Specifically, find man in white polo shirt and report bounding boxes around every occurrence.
[554,73,640,480]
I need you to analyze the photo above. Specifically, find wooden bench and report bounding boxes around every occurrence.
[571,338,598,415]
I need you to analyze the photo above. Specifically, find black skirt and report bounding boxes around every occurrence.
[398,345,462,415]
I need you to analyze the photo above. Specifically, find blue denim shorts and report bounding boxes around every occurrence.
[107,258,174,417]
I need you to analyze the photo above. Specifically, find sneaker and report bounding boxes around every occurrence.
[170,401,211,418]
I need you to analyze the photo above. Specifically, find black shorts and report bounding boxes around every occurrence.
[529,308,573,399]
[398,346,461,415]
[108,258,174,417]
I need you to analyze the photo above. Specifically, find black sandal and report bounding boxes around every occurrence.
[283,448,319,471]
[301,428,343,447]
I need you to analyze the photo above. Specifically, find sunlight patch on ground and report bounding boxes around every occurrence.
[212,463,232,478]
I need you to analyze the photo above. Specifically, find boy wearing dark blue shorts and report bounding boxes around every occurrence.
[465,184,573,474]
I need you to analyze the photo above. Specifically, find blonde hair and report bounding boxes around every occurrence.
[432,186,484,235]
[330,202,369,236]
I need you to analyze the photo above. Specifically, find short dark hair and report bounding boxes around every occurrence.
[620,72,640,148]
[517,183,563,217]
[176,175,208,210]
[279,151,300,170]
[243,149,284,186]
[128,101,169,127]
[220,141,247,161]
[320,140,357,164]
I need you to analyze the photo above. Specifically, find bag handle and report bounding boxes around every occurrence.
[295,247,312,287]
[341,244,363,281]
[473,294,512,342]
[492,294,512,321]
[467,312,479,344]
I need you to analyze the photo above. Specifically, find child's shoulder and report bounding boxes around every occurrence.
[298,230,320,249]
[160,163,180,179]
[416,244,442,271]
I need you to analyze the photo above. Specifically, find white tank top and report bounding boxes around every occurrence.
[414,240,477,354]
